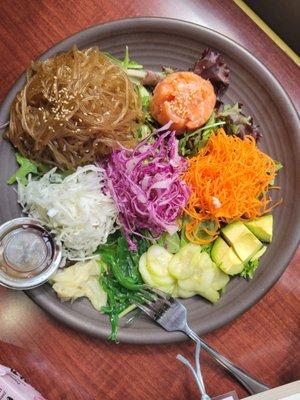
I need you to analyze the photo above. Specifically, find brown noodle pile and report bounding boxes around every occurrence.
[7,47,143,170]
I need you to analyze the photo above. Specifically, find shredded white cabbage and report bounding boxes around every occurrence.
[18,165,119,261]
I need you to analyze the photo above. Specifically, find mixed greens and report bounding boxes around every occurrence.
[178,103,262,157]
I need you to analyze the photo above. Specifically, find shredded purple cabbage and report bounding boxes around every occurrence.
[103,124,190,250]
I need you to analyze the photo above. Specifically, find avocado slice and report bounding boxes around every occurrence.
[211,237,244,275]
[221,221,263,262]
[244,215,273,243]
[251,245,267,261]
[240,245,267,279]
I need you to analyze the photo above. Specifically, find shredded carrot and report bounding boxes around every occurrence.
[183,129,280,244]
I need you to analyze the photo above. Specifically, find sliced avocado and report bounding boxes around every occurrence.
[250,245,267,261]
[211,237,244,275]
[244,215,273,243]
[222,221,263,262]
[240,246,267,280]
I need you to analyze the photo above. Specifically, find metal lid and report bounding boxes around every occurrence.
[0,217,62,290]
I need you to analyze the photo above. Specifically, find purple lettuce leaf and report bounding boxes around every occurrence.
[193,48,230,97]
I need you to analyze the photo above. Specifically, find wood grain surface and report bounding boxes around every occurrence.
[0,1,299,399]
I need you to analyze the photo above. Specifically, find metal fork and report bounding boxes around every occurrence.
[136,287,269,395]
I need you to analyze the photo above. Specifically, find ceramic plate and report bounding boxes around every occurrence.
[0,18,299,343]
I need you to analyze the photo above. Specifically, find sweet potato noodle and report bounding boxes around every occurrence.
[7,47,143,170]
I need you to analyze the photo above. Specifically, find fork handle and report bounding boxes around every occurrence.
[184,327,269,395]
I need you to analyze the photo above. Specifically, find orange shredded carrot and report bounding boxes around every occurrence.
[183,128,279,244]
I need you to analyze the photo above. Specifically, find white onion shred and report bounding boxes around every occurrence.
[18,165,119,261]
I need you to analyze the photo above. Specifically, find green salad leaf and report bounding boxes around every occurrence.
[217,103,262,140]
[269,161,283,184]
[275,161,283,171]
[240,258,259,280]
[177,215,215,255]
[157,232,181,254]
[179,114,225,156]
[104,46,143,70]
[137,85,151,109]
[179,216,190,248]
[135,110,155,141]
[122,46,143,70]
[7,153,70,186]
[179,102,264,157]
[7,153,38,185]
[200,242,214,255]
[136,124,151,140]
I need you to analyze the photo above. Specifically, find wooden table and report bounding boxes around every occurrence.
[0,1,299,399]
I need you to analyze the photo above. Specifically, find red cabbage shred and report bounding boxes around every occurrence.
[103,124,190,250]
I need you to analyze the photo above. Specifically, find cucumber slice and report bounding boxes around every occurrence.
[168,243,201,280]
[139,253,156,287]
[139,252,175,294]
[146,245,173,277]
[211,262,230,291]
[177,287,196,298]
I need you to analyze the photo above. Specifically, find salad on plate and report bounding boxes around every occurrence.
[4,45,282,340]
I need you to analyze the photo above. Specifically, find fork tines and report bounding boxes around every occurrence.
[135,286,174,321]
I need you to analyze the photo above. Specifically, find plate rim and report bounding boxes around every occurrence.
[1,17,299,344]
